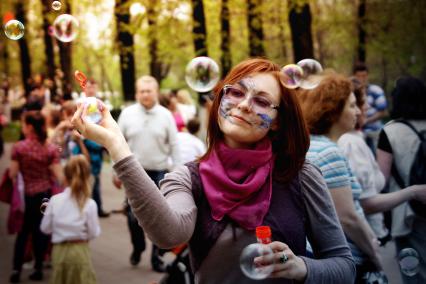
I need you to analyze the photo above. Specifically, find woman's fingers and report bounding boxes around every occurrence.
[71,103,85,134]
[269,241,289,253]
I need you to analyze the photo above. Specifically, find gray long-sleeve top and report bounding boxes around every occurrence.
[114,155,355,284]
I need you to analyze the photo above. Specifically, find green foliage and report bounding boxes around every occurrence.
[0,0,425,103]
[2,120,21,142]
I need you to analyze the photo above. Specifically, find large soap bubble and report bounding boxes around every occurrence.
[52,14,79,43]
[240,243,275,280]
[185,57,220,93]
[84,97,102,124]
[297,59,323,89]
[4,20,25,40]
[281,64,303,89]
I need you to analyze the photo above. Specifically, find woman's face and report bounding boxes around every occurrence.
[218,73,281,148]
[21,120,30,137]
[356,94,369,129]
[336,92,361,133]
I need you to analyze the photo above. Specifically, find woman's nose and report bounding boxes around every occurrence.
[355,106,361,115]
[237,94,253,111]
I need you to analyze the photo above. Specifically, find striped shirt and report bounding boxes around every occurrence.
[307,135,365,264]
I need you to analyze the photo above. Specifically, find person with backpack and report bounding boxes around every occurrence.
[72,59,356,283]
[376,76,426,283]
[338,78,426,247]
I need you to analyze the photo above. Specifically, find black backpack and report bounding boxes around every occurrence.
[392,120,426,218]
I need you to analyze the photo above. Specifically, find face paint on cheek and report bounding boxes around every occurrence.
[256,113,274,129]
[219,97,234,119]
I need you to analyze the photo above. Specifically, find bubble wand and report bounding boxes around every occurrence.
[74,70,87,91]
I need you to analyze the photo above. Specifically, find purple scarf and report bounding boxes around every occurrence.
[199,139,273,230]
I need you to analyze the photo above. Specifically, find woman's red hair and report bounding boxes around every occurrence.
[298,74,352,135]
[200,58,310,183]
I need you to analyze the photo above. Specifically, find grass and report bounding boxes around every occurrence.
[2,121,21,142]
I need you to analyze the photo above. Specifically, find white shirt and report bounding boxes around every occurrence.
[40,188,101,243]
[177,132,206,164]
[118,103,181,170]
[338,131,388,238]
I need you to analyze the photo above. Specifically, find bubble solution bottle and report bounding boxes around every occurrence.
[240,226,275,280]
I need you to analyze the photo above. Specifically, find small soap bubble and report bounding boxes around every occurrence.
[52,14,79,43]
[40,198,50,215]
[52,1,62,11]
[240,243,275,280]
[4,20,25,40]
[281,64,303,89]
[185,57,220,93]
[398,248,419,277]
[296,59,323,89]
[84,97,102,124]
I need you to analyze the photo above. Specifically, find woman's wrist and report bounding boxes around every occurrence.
[294,256,308,281]
[106,136,132,162]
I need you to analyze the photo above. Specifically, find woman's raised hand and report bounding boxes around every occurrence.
[71,99,132,162]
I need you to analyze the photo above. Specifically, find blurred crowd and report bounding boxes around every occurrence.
[1,60,426,284]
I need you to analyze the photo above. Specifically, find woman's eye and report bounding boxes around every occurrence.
[229,88,245,98]
[253,97,270,107]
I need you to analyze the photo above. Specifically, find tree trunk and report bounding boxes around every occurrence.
[40,0,55,80]
[357,0,367,63]
[247,0,265,57]
[147,0,169,84]
[115,0,135,102]
[57,0,72,100]
[191,0,208,56]
[288,1,314,62]
[0,41,8,77]
[15,0,32,95]
[220,0,232,77]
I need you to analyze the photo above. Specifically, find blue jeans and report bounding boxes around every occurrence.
[92,175,103,213]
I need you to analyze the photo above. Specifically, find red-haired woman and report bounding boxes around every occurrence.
[298,74,384,282]
[72,58,355,283]
[9,111,63,283]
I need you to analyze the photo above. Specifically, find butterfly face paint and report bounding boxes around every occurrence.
[219,78,279,130]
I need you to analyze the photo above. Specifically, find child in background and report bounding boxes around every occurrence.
[40,155,101,284]
[177,118,206,164]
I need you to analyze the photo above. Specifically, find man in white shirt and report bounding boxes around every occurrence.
[115,75,181,272]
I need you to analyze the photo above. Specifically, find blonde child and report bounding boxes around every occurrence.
[41,155,100,284]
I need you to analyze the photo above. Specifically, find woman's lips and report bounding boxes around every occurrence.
[231,114,251,125]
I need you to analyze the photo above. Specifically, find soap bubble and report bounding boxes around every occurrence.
[240,243,275,280]
[185,57,220,93]
[398,248,419,277]
[4,20,25,40]
[52,14,79,43]
[40,198,50,215]
[84,97,102,124]
[281,64,303,89]
[296,59,323,89]
[52,1,62,11]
